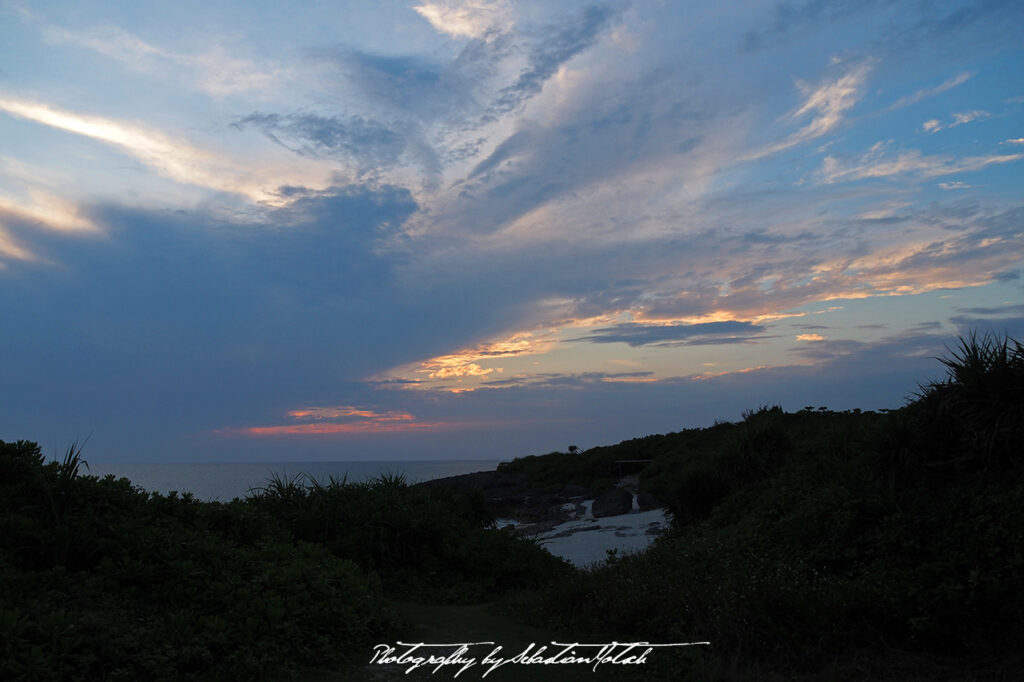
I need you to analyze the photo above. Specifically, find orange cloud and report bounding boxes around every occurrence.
[377,330,557,390]
[691,365,773,380]
[221,403,445,436]
[234,420,447,436]
[428,363,495,379]
[286,405,414,421]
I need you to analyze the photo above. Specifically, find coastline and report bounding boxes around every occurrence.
[418,469,669,567]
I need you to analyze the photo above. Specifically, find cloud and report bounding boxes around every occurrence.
[489,3,619,116]
[922,109,989,133]
[301,34,515,179]
[939,181,973,190]
[323,30,512,126]
[235,112,408,173]
[949,314,1024,334]
[334,50,450,116]
[745,61,871,160]
[817,142,1024,183]
[286,406,414,421]
[0,225,33,263]
[473,370,660,390]
[5,0,1024,463]
[229,420,447,436]
[0,192,98,235]
[1004,138,1024,145]
[248,3,620,190]
[955,303,1024,317]
[45,24,286,96]
[0,182,420,409]
[570,321,767,347]
[889,71,974,109]
[413,1,511,39]
[421,54,735,240]
[0,94,275,200]
[382,332,556,389]
[0,191,102,264]
[953,110,989,125]
[224,404,457,436]
[362,330,981,458]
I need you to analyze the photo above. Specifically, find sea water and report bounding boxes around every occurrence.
[86,460,502,502]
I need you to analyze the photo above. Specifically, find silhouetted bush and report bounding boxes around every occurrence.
[527,333,1024,678]
[912,331,1024,466]
[0,440,569,680]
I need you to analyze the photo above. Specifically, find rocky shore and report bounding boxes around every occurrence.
[418,468,669,567]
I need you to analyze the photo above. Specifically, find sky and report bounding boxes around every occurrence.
[1,0,1022,463]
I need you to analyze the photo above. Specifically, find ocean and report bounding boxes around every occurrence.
[86,460,503,502]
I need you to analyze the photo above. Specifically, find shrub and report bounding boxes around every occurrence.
[913,331,1024,465]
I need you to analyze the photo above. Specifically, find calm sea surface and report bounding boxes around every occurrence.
[87,460,503,501]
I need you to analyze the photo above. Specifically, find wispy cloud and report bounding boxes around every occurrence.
[45,24,286,96]
[889,71,973,109]
[746,61,872,160]
[0,224,33,262]
[230,421,446,436]
[413,0,512,39]
[4,0,1024,461]
[224,403,503,435]
[286,406,414,422]
[817,141,1023,183]
[489,4,619,116]
[0,192,97,234]
[922,109,989,133]
[570,321,767,347]
[386,332,557,388]
[234,112,408,174]
[0,190,100,263]
[0,94,288,200]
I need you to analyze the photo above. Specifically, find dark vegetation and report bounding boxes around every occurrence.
[2,332,1022,680]
[511,332,1024,679]
[0,450,568,680]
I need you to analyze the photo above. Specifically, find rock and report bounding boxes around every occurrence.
[636,490,661,511]
[561,483,591,499]
[591,488,634,518]
[491,473,527,489]
[483,485,526,502]
[523,493,558,509]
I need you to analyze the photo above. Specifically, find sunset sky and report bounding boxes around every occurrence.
[2,0,1022,462]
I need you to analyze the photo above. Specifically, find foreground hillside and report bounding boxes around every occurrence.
[2,332,1022,680]
[501,333,1024,679]
[0,449,568,680]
